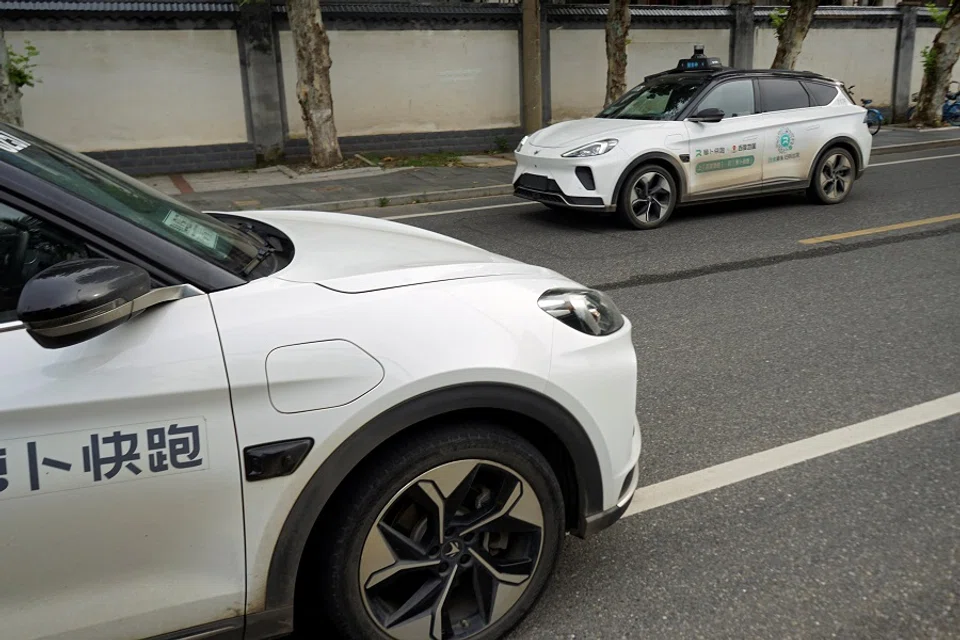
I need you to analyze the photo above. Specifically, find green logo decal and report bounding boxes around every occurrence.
[776,127,795,153]
[695,155,755,173]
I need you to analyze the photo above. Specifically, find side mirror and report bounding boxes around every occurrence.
[17,259,188,349]
[688,108,725,123]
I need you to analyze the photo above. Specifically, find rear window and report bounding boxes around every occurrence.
[760,79,811,112]
[803,82,840,106]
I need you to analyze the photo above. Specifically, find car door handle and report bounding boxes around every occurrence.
[806,124,821,130]
[744,135,759,141]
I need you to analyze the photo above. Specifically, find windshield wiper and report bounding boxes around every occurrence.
[241,242,276,277]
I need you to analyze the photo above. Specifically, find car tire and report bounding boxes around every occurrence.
[808,147,856,205]
[310,424,565,640]
[615,164,678,230]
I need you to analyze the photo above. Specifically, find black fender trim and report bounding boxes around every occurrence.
[262,382,603,613]
[807,136,865,184]
[612,151,689,207]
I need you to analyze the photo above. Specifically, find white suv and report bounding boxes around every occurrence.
[514,46,872,229]
[0,124,641,640]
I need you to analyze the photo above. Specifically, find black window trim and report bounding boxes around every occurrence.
[0,160,245,294]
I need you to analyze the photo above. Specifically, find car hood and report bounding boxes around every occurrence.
[228,209,561,293]
[529,118,667,149]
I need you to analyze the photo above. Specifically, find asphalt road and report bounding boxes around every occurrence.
[361,149,960,639]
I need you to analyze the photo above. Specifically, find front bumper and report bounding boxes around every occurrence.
[581,458,640,536]
[513,144,626,210]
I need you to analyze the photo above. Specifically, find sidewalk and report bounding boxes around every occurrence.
[162,127,960,214]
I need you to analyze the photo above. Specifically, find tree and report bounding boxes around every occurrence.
[913,0,960,126]
[287,0,342,167]
[604,0,631,107]
[770,0,819,70]
[0,29,24,126]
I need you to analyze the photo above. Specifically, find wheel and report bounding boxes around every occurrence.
[314,425,565,640]
[866,110,882,135]
[808,147,856,205]
[615,164,677,230]
[945,104,960,126]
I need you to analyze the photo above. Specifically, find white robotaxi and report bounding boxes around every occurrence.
[0,123,641,640]
[514,46,873,229]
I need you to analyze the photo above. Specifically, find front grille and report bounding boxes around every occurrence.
[515,173,562,193]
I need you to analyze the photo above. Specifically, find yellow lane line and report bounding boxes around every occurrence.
[799,212,960,245]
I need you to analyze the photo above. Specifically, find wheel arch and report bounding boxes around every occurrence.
[262,382,603,617]
[807,136,864,185]
[612,151,688,206]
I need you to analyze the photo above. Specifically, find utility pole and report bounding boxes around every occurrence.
[521,0,543,134]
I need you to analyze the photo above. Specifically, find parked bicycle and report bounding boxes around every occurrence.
[847,85,883,135]
[906,81,960,126]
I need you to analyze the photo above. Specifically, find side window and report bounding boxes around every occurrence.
[803,82,840,106]
[760,79,812,112]
[0,204,90,323]
[696,80,757,118]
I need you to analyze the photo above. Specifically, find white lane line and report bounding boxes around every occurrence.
[384,201,536,220]
[872,152,960,167]
[623,391,960,518]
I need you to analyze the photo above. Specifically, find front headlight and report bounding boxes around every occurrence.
[561,139,618,158]
[538,288,625,336]
[515,135,529,153]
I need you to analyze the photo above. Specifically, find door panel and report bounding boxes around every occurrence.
[0,295,245,640]
[684,80,764,196]
[758,78,824,187]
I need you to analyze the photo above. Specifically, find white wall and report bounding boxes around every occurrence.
[16,30,248,151]
[754,27,898,105]
[913,27,960,96]
[549,28,730,122]
[279,30,520,138]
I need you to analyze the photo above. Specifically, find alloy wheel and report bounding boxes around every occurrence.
[630,171,672,223]
[358,459,545,640]
[819,153,853,201]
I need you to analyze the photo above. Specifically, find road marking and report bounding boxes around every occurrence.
[872,152,960,167]
[383,201,536,221]
[623,391,960,518]
[798,212,960,245]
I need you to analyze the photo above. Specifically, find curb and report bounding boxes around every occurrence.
[273,183,515,212]
[872,137,960,156]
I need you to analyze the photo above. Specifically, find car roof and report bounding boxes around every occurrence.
[647,67,840,85]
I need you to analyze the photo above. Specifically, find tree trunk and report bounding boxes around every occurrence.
[913,0,960,127]
[604,0,631,107]
[0,29,24,126]
[287,0,342,168]
[771,0,819,70]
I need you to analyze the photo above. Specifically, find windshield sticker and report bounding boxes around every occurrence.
[0,132,30,154]
[163,211,219,250]
[695,156,755,173]
[0,419,209,501]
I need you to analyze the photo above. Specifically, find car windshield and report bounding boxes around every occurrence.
[598,75,708,121]
[0,124,267,278]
